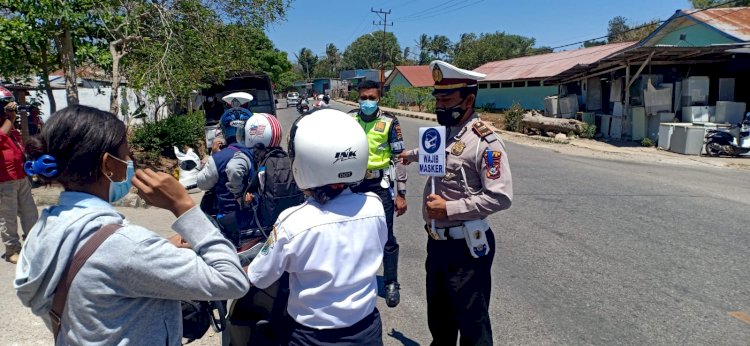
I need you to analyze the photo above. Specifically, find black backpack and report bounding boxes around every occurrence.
[252,148,305,229]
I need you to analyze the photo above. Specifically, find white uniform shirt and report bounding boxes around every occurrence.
[247,190,387,329]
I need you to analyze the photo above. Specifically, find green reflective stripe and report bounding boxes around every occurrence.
[356,115,393,170]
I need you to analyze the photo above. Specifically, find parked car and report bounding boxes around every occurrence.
[286,92,300,108]
[199,72,277,150]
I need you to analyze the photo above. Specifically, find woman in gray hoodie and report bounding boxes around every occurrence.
[14,105,250,345]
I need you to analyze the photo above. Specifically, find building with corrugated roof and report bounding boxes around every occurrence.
[473,42,635,110]
[384,66,434,89]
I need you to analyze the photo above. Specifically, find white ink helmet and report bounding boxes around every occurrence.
[292,109,368,189]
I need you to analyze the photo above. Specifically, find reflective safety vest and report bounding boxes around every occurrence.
[355,114,393,170]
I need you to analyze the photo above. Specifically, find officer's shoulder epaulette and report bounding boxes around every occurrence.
[472,120,498,143]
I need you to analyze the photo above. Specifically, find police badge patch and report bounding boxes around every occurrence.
[260,226,278,256]
[451,141,466,156]
[374,121,386,132]
[483,150,502,180]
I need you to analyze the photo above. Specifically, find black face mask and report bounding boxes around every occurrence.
[435,100,467,127]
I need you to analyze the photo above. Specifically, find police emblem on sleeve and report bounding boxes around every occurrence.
[451,141,466,156]
[260,226,278,256]
[483,150,502,180]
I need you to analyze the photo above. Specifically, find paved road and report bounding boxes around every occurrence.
[307,103,750,345]
[2,103,749,345]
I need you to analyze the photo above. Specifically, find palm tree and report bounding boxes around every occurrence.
[295,48,318,81]
[415,34,431,65]
[325,43,340,75]
[430,35,451,61]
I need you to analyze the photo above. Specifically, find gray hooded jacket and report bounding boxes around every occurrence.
[14,192,250,345]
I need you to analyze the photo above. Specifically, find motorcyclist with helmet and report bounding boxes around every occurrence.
[197,97,255,245]
[247,109,387,345]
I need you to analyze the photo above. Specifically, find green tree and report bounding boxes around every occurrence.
[0,0,106,106]
[451,31,543,70]
[415,34,432,65]
[97,0,290,115]
[691,0,750,8]
[0,8,59,112]
[126,6,292,112]
[341,31,402,70]
[583,39,607,47]
[451,33,477,63]
[429,35,452,61]
[402,47,416,65]
[276,70,303,92]
[2,0,290,115]
[295,48,318,80]
[313,43,340,78]
[607,16,659,43]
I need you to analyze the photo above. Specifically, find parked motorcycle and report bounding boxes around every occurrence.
[704,112,750,157]
[173,146,201,193]
[197,194,290,346]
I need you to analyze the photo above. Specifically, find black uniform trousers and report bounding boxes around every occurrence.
[426,229,496,346]
[287,308,383,346]
[351,178,398,254]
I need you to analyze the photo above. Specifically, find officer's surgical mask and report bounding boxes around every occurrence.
[359,100,378,117]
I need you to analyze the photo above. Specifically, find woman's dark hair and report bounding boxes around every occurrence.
[25,105,127,187]
[309,185,346,205]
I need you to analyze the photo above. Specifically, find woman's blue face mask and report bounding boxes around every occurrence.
[105,154,134,203]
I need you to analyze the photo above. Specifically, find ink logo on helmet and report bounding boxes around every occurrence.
[422,128,441,154]
[333,148,357,164]
[432,64,443,83]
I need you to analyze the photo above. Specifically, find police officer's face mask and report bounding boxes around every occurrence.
[435,97,468,127]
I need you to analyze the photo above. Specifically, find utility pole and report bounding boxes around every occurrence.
[371,8,392,94]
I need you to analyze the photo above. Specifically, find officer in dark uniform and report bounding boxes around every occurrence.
[349,80,408,308]
[400,60,513,345]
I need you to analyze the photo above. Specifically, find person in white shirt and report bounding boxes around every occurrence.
[314,94,329,109]
[247,109,387,346]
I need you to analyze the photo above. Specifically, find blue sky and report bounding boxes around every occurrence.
[267,0,690,61]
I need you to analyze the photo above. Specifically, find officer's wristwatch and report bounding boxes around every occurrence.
[397,190,407,197]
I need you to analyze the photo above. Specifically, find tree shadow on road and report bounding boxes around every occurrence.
[388,328,420,346]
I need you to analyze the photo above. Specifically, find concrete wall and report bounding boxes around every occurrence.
[476,85,557,110]
[27,85,167,125]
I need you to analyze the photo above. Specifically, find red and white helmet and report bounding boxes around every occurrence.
[244,113,283,148]
[0,86,14,103]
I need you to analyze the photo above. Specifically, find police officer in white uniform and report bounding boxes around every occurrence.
[247,109,387,346]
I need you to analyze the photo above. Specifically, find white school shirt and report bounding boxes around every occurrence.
[247,190,387,329]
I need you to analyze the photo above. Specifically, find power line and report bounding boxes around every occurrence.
[399,0,485,22]
[549,0,745,50]
[394,0,458,20]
